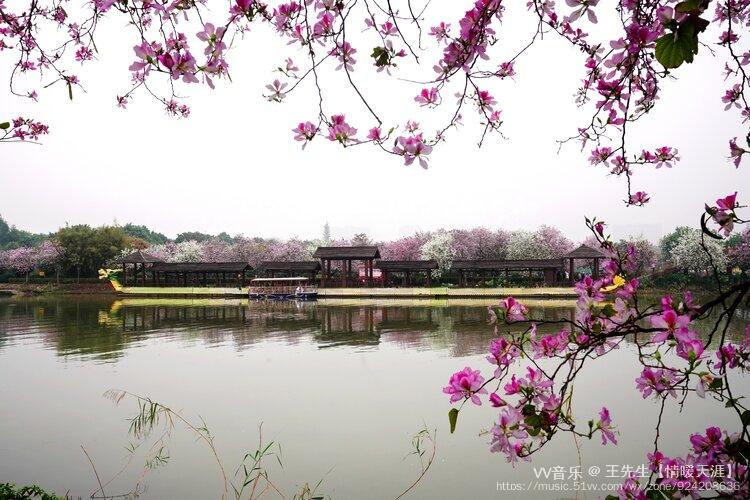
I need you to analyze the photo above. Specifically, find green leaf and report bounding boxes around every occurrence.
[655,32,691,69]
[67,82,73,101]
[370,46,390,67]
[709,378,723,390]
[742,410,750,426]
[0,122,9,130]
[675,0,707,13]
[448,408,459,434]
[655,15,710,69]
[525,414,542,429]
[646,489,665,500]
[601,304,616,318]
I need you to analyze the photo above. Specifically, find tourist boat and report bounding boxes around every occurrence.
[247,277,318,300]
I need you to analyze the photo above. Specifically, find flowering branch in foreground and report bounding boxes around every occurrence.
[0,1,746,202]
[443,197,750,498]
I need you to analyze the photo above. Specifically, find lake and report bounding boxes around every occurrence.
[0,296,747,499]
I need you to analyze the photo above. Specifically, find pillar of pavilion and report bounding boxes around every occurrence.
[313,246,381,287]
[114,250,164,286]
[561,244,607,284]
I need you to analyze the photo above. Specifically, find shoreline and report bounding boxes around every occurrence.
[0,282,715,299]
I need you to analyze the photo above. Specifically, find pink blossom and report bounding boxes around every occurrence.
[292,121,318,148]
[429,22,451,43]
[722,84,742,110]
[486,337,520,375]
[496,61,515,78]
[490,406,529,463]
[650,307,691,342]
[414,87,440,106]
[628,191,650,206]
[715,343,739,370]
[265,79,288,101]
[717,191,738,211]
[393,133,432,168]
[729,137,746,167]
[327,114,358,144]
[496,296,528,322]
[635,368,678,399]
[597,406,618,445]
[489,392,506,407]
[442,367,487,405]
[689,427,724,458]
[653,146,679,168]
[75,46,93,63]
[330,42,357,71]
[196,23,227,56]
[565,0,599,24]
[367,127,384,142]
[589,146,612,165]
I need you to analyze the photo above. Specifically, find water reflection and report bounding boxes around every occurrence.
[0,297,746,362]
[0,295,748,499]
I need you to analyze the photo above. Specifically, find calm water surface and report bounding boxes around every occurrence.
[0,296,748,499]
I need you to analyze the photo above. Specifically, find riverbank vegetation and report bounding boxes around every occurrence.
[1,216,749,288]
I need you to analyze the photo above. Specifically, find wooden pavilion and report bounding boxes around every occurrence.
[562,244,607,282]
[115,250,164,286]
[376,260,438,287]
[256,261,321,279]
[313,246,381,287]
[452,259,565,286]
[150,262,253,287]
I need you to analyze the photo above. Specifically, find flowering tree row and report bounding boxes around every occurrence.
[0,240,63,281]
[4,224,750,282]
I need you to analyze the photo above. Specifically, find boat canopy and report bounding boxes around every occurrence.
[250,277,309,282]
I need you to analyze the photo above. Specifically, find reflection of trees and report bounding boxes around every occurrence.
[0,296,142,361]
[0,297,747,361]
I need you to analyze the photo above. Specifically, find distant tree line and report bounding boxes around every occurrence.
[0,216,749,285]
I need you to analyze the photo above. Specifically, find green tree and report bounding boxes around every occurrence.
[56,225,128,281]
[215,231,234,243]
[0,215,45,249]
[121,223,169,244]
[175,231,213,243]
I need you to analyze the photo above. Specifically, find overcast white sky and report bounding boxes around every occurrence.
[1,2,748,243]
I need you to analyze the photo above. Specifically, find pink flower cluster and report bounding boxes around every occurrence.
[0,117,49,142]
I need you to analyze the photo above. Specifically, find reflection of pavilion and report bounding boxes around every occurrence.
[106,300,577,352]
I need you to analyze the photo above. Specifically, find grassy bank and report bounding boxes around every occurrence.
[0,282,116,296]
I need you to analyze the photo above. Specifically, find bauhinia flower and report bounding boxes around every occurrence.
[597,406,618,445]
[292,121,318,149]
[635,367,678,399]
[327,114,358,144]
[442,367,487,405]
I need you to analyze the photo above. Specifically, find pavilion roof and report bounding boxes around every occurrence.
[375,260,438,271]
[115,250,164,264]
[256,261,321,272]
[452,259,564,270]
[563,244,607,259]
[313,246,381,259]
[152,262,252,273]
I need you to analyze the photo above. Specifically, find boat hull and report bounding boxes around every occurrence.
[248,292,318,301]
